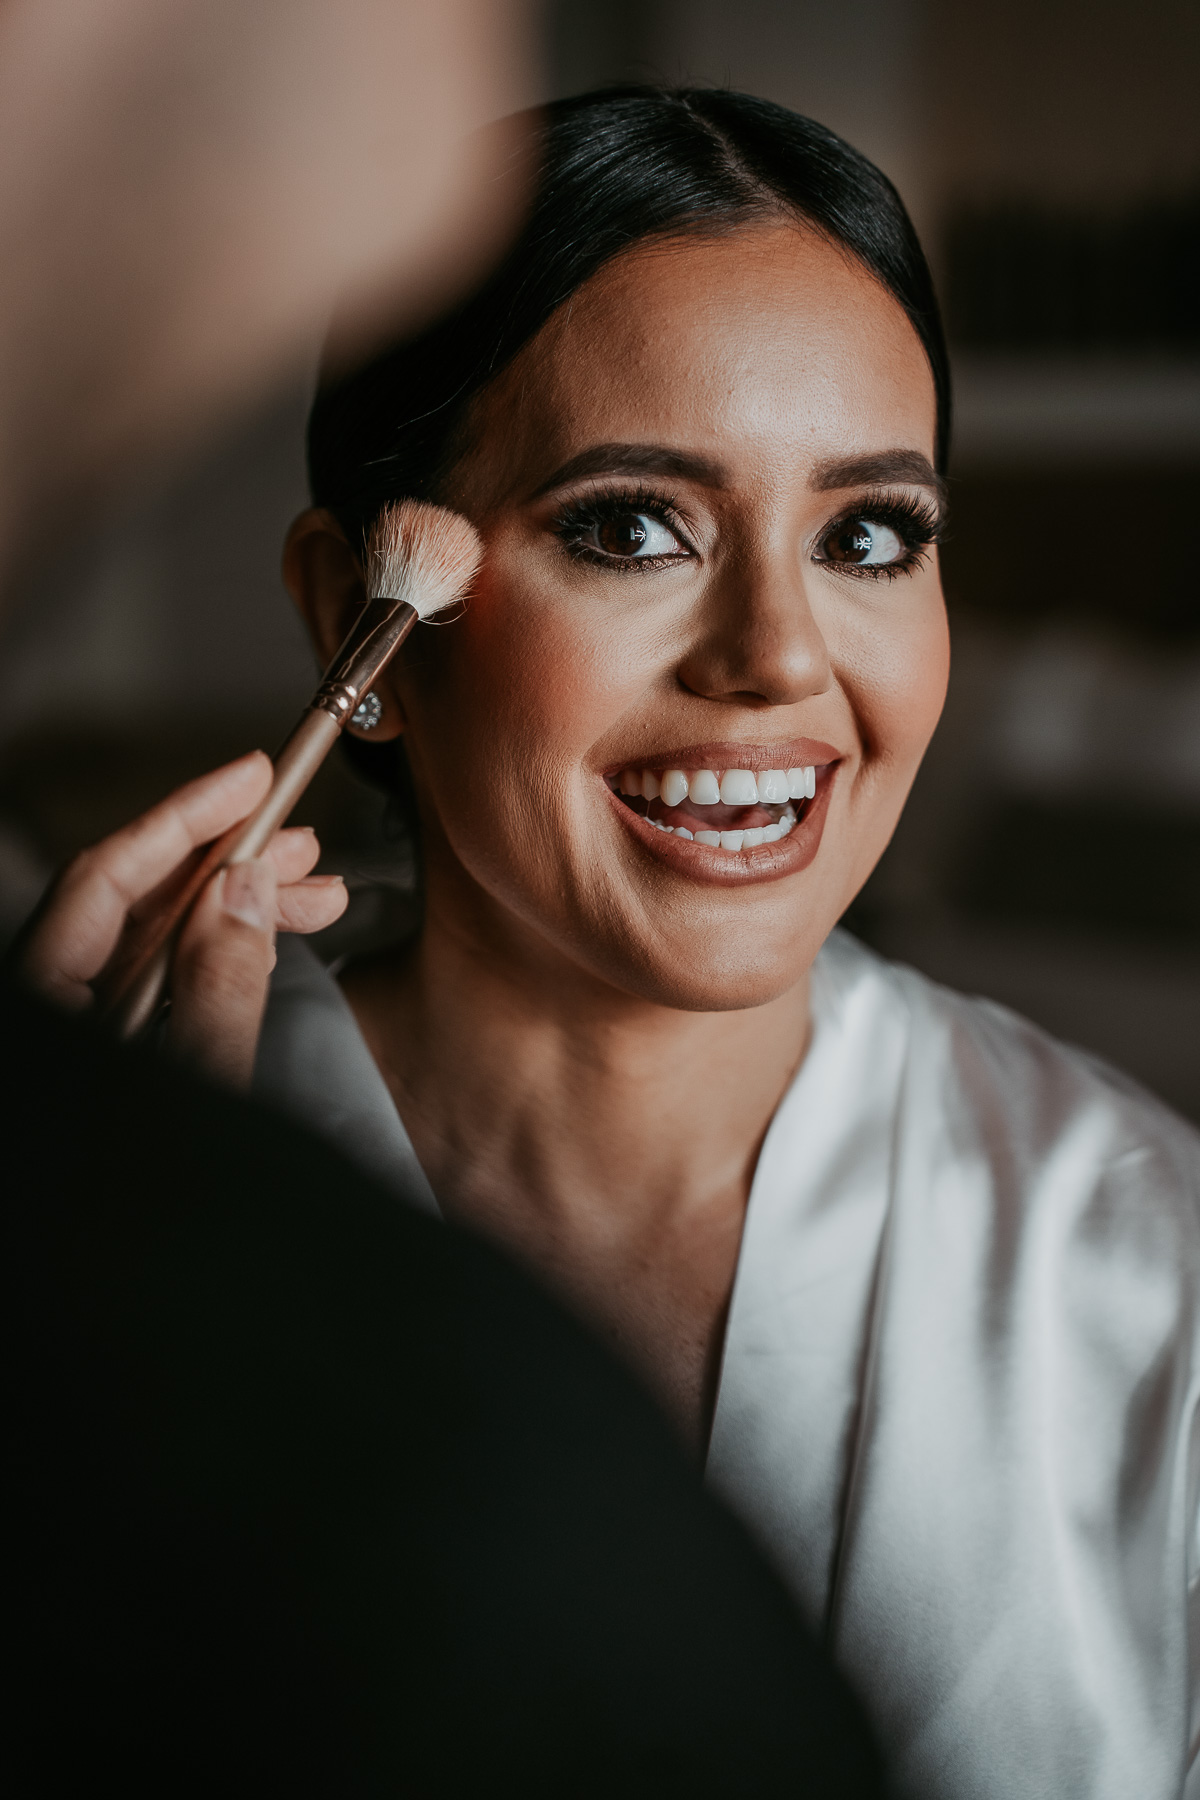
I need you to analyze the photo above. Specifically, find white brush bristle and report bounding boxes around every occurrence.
[365,499,483,620]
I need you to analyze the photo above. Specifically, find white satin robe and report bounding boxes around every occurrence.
[256,930,1200,1800]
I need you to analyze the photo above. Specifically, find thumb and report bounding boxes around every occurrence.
[166,859,277,1090]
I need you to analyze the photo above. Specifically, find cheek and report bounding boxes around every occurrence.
[397,557,658,791]
[827,580,950,775]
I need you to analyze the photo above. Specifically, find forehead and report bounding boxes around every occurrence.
[461,223,937,501]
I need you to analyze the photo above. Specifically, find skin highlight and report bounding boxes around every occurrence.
[285,222,950,1449]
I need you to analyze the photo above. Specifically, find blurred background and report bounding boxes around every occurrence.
[1,0,1197,1111]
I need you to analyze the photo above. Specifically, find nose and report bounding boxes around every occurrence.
[675,543,833,709]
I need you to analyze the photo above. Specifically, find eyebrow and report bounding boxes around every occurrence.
[810,449,945,503]
[528,441,945,505]
[529,443,728,497]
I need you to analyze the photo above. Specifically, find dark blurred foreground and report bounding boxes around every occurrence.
[9,980,883,1796]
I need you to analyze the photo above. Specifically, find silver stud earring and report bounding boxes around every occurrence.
[349,690,383,733]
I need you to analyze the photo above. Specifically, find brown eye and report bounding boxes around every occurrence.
[584,509,683,560]
[597,514,649,556]
[822,518,904,567]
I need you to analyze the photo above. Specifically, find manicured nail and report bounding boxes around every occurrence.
[221,861,273,931]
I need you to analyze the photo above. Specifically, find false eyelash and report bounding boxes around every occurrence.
[550,482,945,577]
[816,487,946,581]
[551,485,692,570]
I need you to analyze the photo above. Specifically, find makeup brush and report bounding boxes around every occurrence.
[101,499,482,1040]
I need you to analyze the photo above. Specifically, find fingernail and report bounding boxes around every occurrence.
[221,861,273,931]
[229,749,267,775]
[301,873,344,886]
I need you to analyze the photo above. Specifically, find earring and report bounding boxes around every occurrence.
[349,690,383,733]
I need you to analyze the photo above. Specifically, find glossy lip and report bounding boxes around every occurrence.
[605,758,841,887]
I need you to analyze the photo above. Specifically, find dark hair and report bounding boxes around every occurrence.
[309,86,950,812]
[309,84,950,546]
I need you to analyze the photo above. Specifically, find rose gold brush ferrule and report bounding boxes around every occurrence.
[100,595,420,1039]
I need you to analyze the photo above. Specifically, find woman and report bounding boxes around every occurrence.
[27,90,1199,1800]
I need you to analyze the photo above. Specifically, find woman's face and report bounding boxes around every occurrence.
[382,222,949,1011]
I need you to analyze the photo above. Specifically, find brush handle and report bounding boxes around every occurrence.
[100,596,421,1041]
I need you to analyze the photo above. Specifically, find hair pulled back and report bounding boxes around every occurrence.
[309,86,951,815]
[307,84,951,553]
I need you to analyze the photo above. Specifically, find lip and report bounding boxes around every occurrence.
[606,759,840,886]
[601,738,843,777]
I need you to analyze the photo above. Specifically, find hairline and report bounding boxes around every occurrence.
[429,210,940,511]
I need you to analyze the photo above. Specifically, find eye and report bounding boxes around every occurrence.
[552,487,695,571]
[587,510,684,559]
[822,517,906,567]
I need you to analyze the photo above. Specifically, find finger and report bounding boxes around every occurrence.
[166,858,277,1091]
[276,875,348,934]
[263,825,322,885]
[20,752,272,1004]
[83,751,274,907]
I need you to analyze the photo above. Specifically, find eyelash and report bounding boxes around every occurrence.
[549,483,945,578]
[816,489,945,582]
[552,485,693,572]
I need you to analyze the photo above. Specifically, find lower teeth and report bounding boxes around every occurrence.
[654,807,797,851]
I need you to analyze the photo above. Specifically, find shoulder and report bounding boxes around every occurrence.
[256,933,361,1107]
[908,943,1199,1168]
[255,935,440,1213]
[824,926,1200,1148]
[821,928,1200,1247]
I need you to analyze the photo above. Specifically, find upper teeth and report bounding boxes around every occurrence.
[617,765,817,805]
[612,764,818,853]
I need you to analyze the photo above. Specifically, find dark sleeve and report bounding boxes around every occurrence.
[5,987,882,1797]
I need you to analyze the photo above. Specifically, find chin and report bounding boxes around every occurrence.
[589,935,816,1015]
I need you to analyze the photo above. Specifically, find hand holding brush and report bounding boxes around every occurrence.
[19,500,481,1053]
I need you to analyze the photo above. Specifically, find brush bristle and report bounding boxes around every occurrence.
[365,500,483,620]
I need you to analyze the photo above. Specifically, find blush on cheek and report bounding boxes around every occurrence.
[842,598,950,773]
[457,552,651,759]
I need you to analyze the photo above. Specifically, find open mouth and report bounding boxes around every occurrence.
[604,762,821,855]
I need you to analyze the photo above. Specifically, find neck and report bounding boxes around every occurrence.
[341,869,813,1449]
[350,893,811,1225]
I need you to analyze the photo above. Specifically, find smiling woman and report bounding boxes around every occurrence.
[264,90,1198,1800]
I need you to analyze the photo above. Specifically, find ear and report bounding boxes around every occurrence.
[282,508,406,740]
